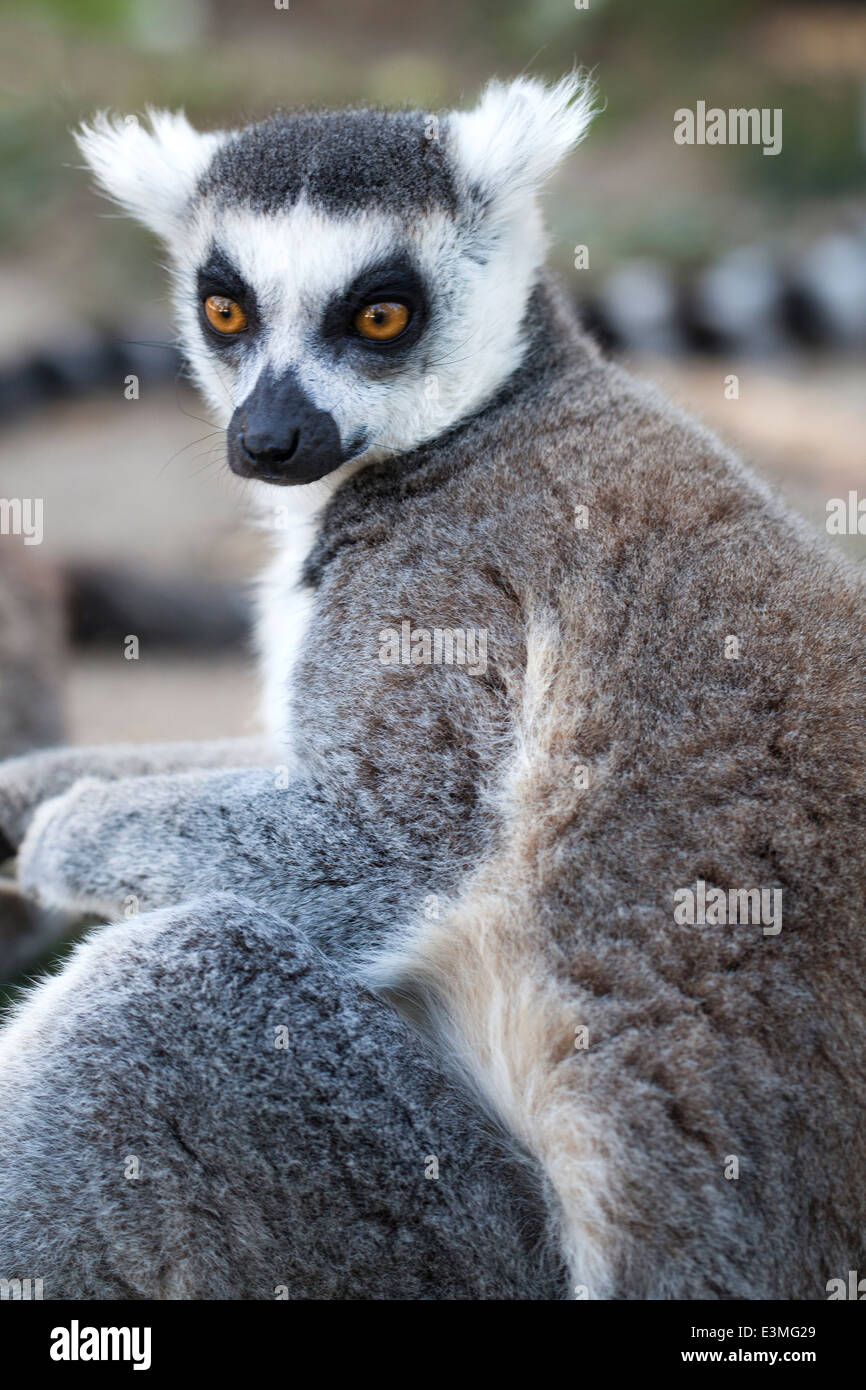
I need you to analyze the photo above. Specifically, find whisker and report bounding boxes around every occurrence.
[158,429,225,479]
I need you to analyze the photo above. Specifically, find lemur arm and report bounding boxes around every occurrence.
[14,765,429,949]
[0,736,277,854]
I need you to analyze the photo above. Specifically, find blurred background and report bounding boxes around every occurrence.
[0,0,865,977]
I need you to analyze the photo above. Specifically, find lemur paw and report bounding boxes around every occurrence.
[17,777,136,918]
[0,752,48,853]
[0,747,92,853]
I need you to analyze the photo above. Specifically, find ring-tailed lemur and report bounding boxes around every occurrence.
[0,75,864,1300]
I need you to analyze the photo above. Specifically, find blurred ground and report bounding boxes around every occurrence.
[69,652,260,742]
[3,382,263,743]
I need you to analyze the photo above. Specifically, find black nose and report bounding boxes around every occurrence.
[240,428,301,472]
[227,368,345,485]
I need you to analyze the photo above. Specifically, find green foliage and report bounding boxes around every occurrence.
[0,107,69,246]
[756,81,864,198]
[0,0,137,34]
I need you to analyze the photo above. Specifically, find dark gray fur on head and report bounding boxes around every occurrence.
[197,108,458,216]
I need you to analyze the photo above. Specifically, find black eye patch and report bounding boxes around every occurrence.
[196,246,260,344]
[320,255,428,361]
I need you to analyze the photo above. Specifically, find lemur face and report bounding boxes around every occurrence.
[77,77,595,491]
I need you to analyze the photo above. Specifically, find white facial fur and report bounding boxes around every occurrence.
[173,195,544,452]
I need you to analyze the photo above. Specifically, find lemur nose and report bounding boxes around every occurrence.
[227,366,346,486]
[240,428,301,470]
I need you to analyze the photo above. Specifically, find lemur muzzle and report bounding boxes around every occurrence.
[228,367,346,485]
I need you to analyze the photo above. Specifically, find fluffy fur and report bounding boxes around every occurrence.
[0,894,564,1298]
[0,75,864,1299]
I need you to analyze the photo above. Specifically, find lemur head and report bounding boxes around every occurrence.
[77,76,596,491]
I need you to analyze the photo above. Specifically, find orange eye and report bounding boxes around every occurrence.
[353,301,410,342]
[204,295,248,335]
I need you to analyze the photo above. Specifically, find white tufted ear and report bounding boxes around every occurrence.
[75,109,228,241]
[449,74,598,209]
